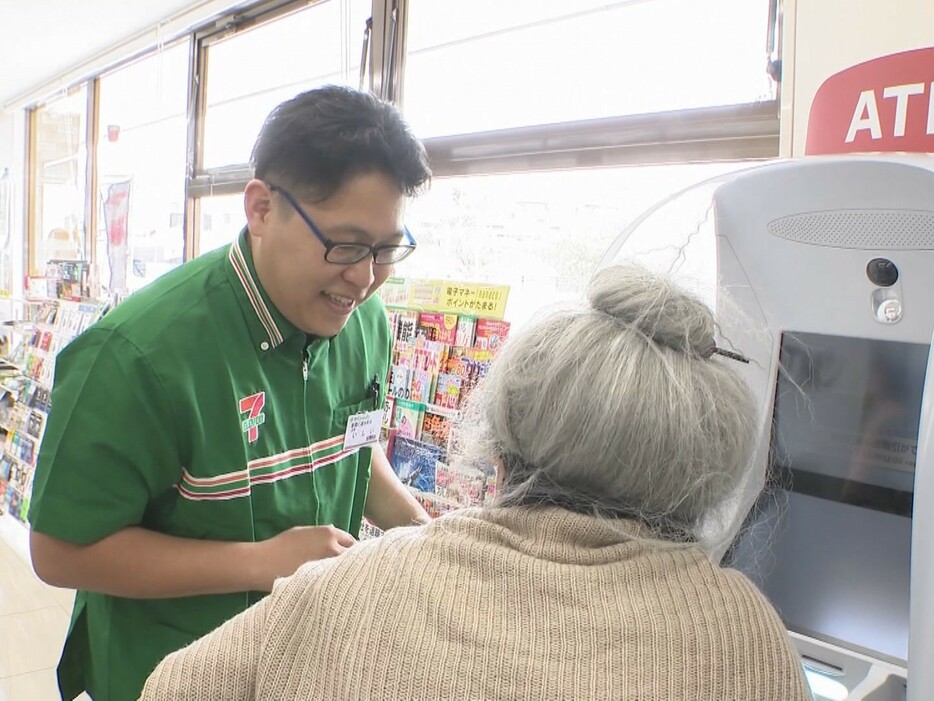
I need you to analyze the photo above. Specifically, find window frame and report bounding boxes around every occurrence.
[22,0,783,282]
[185,0,393,255]
[26,83,95,278]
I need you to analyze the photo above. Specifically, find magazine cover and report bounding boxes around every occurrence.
[26,410,44,439]
[9,462,29,494]
[381,396,396,429]
[435,461,486,507]
[358,519,384,541]
[421,410,453,451]
[392,399,425,440]
[389,364,413,400]
[475,319,511,355]
[417,312,458,345]
[409,369,434,404]
[395,310,419,344]
[391,338,416,371]
[0,455,13,482]
[413,338,447,376]
[409,487,458,519]
[455,315,477,348]
[7,488,24,521]
[390,436,442,493]
[432,372,462,409]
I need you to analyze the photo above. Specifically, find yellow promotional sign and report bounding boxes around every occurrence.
[381,277,510,320]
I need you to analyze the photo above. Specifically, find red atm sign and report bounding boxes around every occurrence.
[806,46,934,155]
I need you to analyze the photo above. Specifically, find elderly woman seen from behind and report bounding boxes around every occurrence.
[141,265,811,701]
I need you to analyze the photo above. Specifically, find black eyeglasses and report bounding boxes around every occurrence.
[268,184,417,265]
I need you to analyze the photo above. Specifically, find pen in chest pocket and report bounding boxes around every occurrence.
[368,375,381,410]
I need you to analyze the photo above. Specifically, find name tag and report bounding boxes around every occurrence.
[343,410,384,450]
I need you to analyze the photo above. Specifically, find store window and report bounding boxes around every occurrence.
[29,87,88,277]
[97,40,189,294]
[404,0,774,138]
[202,0,371,169]
[399,162,752,327]
[198,194,248,255]
[196,164,758,320]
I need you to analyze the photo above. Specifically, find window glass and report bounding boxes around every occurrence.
[202,0,371,168]
[196,165,760,329]
[198,194,247,255]
[97,40,189,293]
[399,162,752,327]
[404,0,774,138]
[30,87,88,276]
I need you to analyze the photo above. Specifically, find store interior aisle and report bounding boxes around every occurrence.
[0,513,89,700]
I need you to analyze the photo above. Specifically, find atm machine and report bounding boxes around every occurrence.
[599,155,934,701]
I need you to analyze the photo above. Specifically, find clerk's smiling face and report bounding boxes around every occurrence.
[245,172,406,337]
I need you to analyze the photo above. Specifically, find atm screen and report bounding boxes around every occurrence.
[729,331,929,664]
[772,331,927,516]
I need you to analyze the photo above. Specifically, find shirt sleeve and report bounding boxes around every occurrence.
[28,327,183,544]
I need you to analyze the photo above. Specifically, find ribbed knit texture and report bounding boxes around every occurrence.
[140,507,812,700]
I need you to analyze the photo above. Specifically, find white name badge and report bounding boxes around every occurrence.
[343,410,384,450]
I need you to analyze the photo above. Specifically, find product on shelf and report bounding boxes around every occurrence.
[0,298,105,522]
[392,399,425,441]
[417,312,458,345]
[376,276,510,534]
[408,488,458,520]
[45,260,92,301]
[474,319,512,355]
[421,409,454,451]
[454,316,477,348]
[390,436,441,493]
[434,461,486,507]
[358,518,384,541]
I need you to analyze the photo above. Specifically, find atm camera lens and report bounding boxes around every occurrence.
[867,258,898,287]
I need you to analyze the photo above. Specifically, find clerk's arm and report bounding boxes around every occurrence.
[30,522,355,599]
[363,443,431,530]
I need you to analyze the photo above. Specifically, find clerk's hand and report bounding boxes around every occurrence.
[252,525,356,591]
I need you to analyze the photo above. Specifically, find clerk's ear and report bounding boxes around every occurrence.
[244,180,275,237]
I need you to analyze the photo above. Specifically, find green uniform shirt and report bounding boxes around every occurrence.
[29,229,391,701]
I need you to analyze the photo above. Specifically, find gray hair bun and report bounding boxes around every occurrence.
[586,265,715,358]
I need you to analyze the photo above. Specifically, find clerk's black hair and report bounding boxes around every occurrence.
[251,85,431,202]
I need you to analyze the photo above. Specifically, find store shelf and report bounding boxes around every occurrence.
[4,448,35,465]
[0,299,104,527]
[6,320,59,333]
[0,385,21,401]
[425,403,460,419]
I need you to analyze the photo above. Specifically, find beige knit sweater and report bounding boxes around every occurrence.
[140,507,812,700]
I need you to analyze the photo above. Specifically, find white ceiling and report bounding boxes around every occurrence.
[0,0,217,106]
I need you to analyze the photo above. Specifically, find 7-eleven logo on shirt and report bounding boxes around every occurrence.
[239,391,266,443]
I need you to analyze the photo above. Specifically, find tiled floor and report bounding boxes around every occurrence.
[0,513,89,701]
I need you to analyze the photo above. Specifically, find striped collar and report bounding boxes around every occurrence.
[226,227,301,353]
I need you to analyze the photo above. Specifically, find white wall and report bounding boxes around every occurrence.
[781,0,934,156]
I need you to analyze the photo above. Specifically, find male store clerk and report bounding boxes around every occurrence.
[28,85,432,701]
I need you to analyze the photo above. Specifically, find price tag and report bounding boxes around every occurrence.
[343,410,384,450]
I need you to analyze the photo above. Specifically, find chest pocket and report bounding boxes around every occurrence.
[305,396,376,531]
[329,396,377,448]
